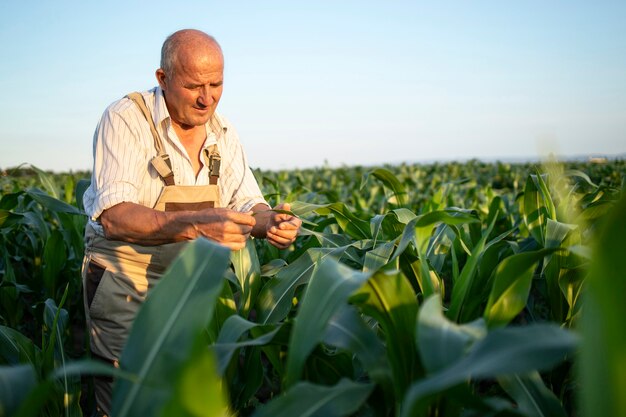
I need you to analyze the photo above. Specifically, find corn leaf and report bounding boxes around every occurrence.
[252,378,373,417]
[160,333,230,417]
[484,249,555,328]
[581,194,626,417]
[284,257,371,387]
[257,247,347,324]
[401,324,578,417]
[111,238,231,417]
[361,168,409,207]
[417,295,486,374]
[231,239,261,318]
[0,364,37,417]
[498,372,567,417]
[351,270,420,402]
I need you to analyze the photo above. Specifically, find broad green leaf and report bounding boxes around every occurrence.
[484,249,555,328]
[498,372,567,417]
[0,326,41,366]
[363,241,396,272]
[42,230,65,298]
[323,305,392,392]
[299,229,365,265]
[401,324,578,417]
[361,168,409,207]
[252,378,373,417]
[417,295,486,374]
[160,333,230,417]
[257,247,346,324]
[50,359,137,382]
[231,239,261,318]
[0,209,22,228]
[522,173,554,245]
[111,239,231,417]
[74,179,90,212]
[351,270,420,401]
[0,364,37,417]
[542,219,581,323]
[25,188,83,215]
[290,201,370,239]
[41,287,70,402]
[392,209,480,297]
[563,169,598,188]
[581,194,626,417]
[213,315,280,375]
[447,213,498,322]
[30,166,59,199]
[284,258,371,387]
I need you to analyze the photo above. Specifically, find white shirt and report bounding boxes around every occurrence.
[83,87,267,235]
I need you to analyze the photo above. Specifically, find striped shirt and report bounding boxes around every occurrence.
[83,86,268,236]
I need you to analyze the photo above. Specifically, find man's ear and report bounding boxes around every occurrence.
[155,68,167,89]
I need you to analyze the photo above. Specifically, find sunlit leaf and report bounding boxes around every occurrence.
[284,258,370,387]
[111,239,231,417]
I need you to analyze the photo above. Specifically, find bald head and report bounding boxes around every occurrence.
[160,29,223,77]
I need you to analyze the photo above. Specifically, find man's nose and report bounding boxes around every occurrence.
[197,85,214,106]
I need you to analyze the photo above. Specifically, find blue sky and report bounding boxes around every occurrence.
[1,1,624,172]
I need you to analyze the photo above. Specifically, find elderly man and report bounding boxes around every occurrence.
[82,29,300,415]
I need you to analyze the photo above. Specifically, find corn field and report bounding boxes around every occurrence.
[1,159,625,417]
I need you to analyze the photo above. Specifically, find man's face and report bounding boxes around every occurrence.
[156,47,224,129]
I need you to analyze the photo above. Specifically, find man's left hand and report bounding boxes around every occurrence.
[264,203,301,249]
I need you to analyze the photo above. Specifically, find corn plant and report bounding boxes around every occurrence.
[0,160,624,416]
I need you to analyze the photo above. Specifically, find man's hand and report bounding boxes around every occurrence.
[192,208,256,251]
[262,203,302,249]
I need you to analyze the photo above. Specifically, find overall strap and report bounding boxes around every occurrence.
[202,145,221,185]
[126,92,175,186]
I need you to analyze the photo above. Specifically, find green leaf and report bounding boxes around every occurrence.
[323,305,391,387]
[484,249,555,328]
[581,193,626,417]
[0,364,37,416]
[160,333,230,417]
[74,178,91,212]
[290,201,371,239]
[447,213,498,322]
[252,378,374,417]
[284,258,371,387]
[231,239,262,318]
[417,295,486,374]
[50,359,137,382]
[0,326,41,366]
[257,247,346,324]
[41,230,66,298]
[498,372,567,417]
[363,241,396,272]
[401,324,578,417]
[111,238,231,417]
[213,315,280,375]
[30,166,59,199]
[25,188,83,215]
[522,173,555,245]
[361,168,409,207]
[351,270,420,401]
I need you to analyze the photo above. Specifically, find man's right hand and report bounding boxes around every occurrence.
[191,208,256,251]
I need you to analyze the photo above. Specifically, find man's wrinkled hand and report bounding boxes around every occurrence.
[266,203,301,249]
[193,208,256,251]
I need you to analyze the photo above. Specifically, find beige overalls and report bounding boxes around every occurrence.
[82,93,223,415]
